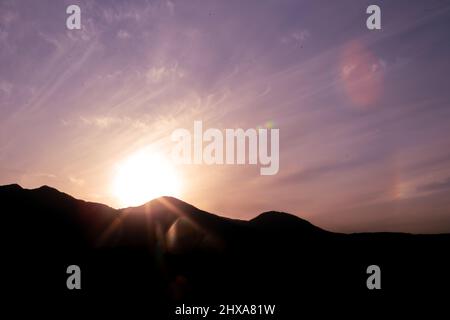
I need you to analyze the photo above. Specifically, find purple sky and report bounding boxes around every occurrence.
[1,0,450,233]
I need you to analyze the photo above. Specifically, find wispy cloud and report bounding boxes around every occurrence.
[0,80,12,96]
[281,29,310,46]
[117,29,131,39]
[146,65,185,84]
[417,177,450,193]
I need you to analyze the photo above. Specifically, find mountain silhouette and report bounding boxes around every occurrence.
[2,184,449,318]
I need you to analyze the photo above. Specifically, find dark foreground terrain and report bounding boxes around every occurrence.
[2,184,449,318]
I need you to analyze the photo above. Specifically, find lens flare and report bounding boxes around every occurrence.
[340,41,384,109]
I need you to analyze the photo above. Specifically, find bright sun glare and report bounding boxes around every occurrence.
[113,150,181,208]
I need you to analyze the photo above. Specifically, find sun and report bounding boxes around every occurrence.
[113,149,181,208]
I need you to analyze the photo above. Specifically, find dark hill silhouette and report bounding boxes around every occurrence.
[250,210,326,234]
[2,184,449,318]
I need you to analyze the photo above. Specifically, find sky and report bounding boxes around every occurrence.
[1,0,450,233]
